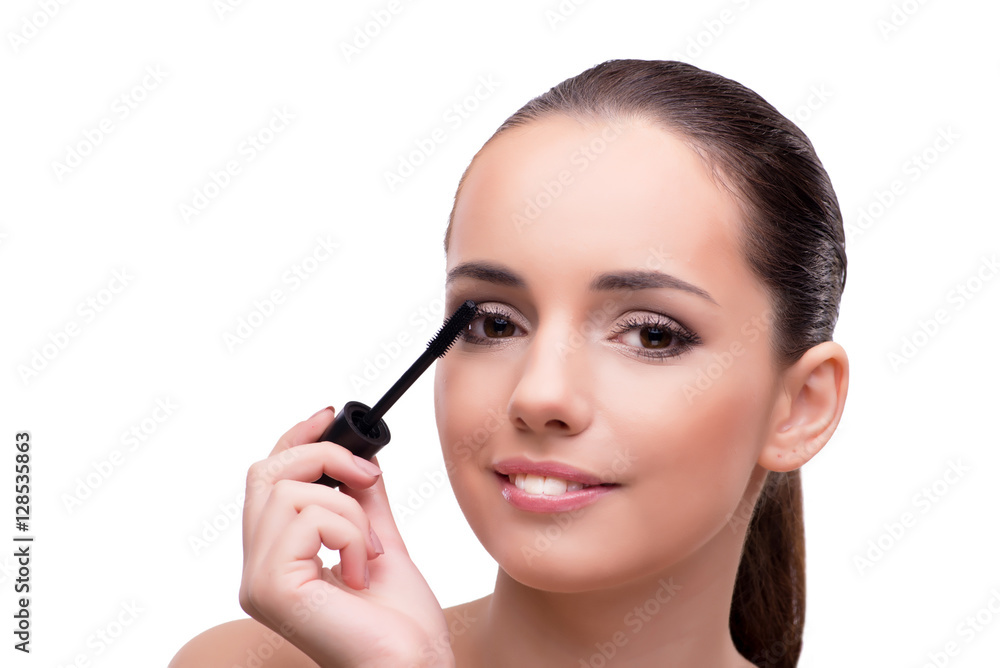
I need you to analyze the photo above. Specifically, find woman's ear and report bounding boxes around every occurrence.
[759,341,849,472]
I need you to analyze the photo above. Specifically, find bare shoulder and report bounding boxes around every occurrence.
[169,617,319,668]
[443,595,490,665]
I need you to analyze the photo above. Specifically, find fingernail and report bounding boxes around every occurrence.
[310,406,334,419]
[370,527,384,555]
[353,455,383,478]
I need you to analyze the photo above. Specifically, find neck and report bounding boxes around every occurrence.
[468,513,758,667]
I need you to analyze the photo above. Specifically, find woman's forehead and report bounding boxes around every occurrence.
[447,116,752,303]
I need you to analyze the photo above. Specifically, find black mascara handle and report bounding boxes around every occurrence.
[310,300,476,489]
[312,401,391,489]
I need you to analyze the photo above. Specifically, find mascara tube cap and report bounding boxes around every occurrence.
[313,400,391,489]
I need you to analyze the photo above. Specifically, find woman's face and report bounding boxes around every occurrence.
[435,115,782,592]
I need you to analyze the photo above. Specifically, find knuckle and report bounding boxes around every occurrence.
[271,477,298,499]
[246,474,269,498]
[241,576,275,613]
[246,460,269,485]
[338,490,365,518]
[277,443,304,463]
[238,586,252,613]
[298,504,326,523]
[239,580,259,613]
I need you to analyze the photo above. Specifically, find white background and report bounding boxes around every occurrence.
[2,1,999,666]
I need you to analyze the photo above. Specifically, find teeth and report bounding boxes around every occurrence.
[542,476,567,495]
[510,473,588,496]
[524,474,545,495]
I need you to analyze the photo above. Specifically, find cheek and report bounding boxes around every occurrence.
[434,355,510,483]
[605,352,772,561]
[607,344,771,463]
[434,355,520,557]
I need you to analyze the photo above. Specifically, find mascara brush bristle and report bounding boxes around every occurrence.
[427,300,478,358]
[359,300,479,430]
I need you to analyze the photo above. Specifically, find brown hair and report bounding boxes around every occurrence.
[443,59,846,667]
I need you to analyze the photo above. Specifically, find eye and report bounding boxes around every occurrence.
[637,325,671,348]
[610,313,701,361]
[460,304,525,346]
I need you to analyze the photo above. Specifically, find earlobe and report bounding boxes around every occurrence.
[759,341,849,472]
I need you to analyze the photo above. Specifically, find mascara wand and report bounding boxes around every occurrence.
[313,300,477,488]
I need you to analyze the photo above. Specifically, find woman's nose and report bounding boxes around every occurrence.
[506,319,592,437]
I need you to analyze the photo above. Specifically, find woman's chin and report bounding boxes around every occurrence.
[486,539,641,594]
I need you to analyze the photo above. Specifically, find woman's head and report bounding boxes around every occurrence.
[434,60,848,667]
[445,59,846,365]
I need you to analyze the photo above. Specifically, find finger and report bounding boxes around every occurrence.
[251,479,381,564]
[244,406,339,551]
[244,441,383,540]
[250,441,383,495]
[266,505,370,592]
[270,406,338,457]
[339,455,410,556]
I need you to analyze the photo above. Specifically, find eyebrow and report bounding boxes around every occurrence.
[446,261,719,306]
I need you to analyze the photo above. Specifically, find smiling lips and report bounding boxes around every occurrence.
[493,458,620,512]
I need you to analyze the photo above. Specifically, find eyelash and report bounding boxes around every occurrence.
[609,313,701,360]
[459,304,702,361]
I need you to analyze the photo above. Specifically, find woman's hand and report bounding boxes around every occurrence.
[239,407,455,667]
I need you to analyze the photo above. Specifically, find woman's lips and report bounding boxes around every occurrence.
[491,457,621,513]
[493,457,613,486]
[494,472,618,512]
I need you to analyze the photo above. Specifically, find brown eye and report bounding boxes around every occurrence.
[458,304,524,347]
[610,312,700,362]
[639,325,672,349]
[483,316,515,338]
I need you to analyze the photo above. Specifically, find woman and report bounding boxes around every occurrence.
[172,59,849,667]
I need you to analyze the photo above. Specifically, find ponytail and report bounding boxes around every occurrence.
[730,470,806,667]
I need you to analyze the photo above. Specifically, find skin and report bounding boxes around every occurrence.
[170,114,848,668]
[435,115,849,667]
